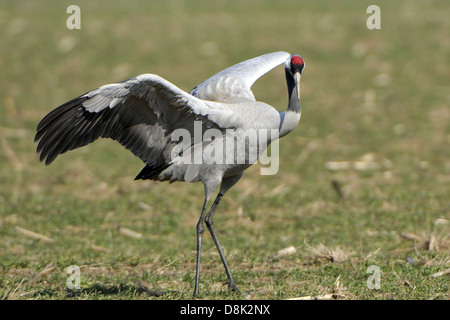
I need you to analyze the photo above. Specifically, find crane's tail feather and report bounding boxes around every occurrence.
[135,163,170,181]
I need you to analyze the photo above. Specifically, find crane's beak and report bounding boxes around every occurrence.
[294,72,301,100]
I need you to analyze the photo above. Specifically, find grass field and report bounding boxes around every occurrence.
[0,0,448,300]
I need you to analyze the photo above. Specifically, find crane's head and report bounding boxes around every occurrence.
[285,54,305,100]
[290,55,305,74]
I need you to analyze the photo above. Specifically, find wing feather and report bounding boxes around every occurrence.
[35,74,239,166]
[190,51,290,102]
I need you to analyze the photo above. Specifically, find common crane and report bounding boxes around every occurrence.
[35,51,305,296]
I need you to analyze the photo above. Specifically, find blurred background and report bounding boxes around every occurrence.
[0,0,448,299]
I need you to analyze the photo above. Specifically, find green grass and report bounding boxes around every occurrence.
[0,0,448,300]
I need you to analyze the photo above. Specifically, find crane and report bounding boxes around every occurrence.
[35,51,305,296]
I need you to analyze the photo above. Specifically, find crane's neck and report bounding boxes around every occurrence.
[278,69,302,138]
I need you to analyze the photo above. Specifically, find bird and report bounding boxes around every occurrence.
[35,51,305,296]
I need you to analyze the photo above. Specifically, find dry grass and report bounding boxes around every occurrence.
[304,242,354,263]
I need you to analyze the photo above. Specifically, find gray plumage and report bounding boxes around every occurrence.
[35,51,305,296]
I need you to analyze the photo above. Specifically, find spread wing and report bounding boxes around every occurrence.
[35,74,242,166]
[190,51,290,102]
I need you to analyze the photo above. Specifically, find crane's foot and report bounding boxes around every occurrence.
[193,285,201,298]
[193,283,240,297]
[227,280,241,295]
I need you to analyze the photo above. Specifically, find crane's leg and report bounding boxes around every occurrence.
[204,174,242,294]
[193,197,209,297]
[193,176,221,297]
